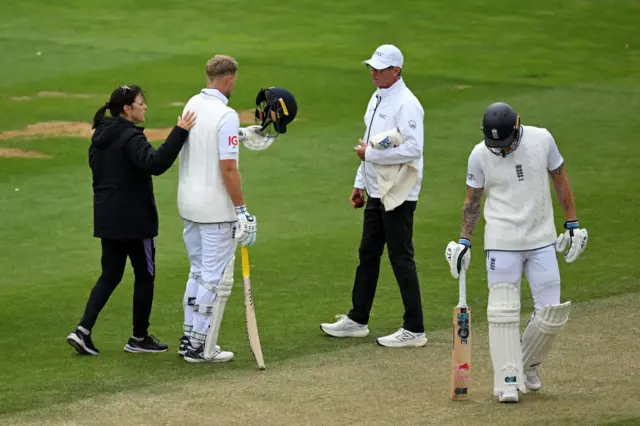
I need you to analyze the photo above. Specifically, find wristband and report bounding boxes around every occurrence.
[235,205,247,215]
[564,220,579,230]
[459,238,471,247]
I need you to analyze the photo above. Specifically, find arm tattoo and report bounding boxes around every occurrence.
[550,163,575,217]
[461,190,482,239]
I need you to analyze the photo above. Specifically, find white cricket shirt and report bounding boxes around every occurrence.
[466,125,564,251]
[177,89,240,223]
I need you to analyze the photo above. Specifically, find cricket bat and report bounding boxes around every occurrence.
[451,268,471,400]
[241,246,266,370]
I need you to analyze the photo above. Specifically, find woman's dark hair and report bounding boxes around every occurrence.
[92,85,145,129]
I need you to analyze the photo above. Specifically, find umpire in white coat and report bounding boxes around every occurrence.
[321,44,427,347]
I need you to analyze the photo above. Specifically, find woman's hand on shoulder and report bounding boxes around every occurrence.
[177,111,197,131]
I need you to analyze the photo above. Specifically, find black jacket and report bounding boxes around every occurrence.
[89,116,188,240]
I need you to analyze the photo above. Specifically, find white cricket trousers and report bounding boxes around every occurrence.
[485,244,561,310]
[182,219,237,347]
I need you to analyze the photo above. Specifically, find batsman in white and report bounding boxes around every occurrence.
[445,102,588,403]
[176,55,257,363]
[176,54,297,363]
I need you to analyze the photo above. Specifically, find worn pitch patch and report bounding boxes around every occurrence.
[9,92,99,101]
[0,148,50,158]
[0,122,174,142]
[0,112,297,143]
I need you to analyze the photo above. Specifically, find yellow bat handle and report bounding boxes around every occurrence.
[241,246,250,278]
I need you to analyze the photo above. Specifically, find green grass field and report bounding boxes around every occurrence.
[1,0,639,424]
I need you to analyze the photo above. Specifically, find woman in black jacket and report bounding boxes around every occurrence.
[67,85,196,355]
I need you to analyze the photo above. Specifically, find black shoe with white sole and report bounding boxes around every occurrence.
[178,335,189,357]
[124,334,168,353]
[183,344,234,363]
[67,328,100,355]
[183,346,206,363]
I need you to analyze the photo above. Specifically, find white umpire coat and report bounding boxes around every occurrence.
[354,78,425,201]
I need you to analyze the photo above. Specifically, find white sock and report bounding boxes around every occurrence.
[183,324,192,336]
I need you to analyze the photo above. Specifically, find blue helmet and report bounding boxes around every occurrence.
[254,87,297,135]
[481,102,520,149]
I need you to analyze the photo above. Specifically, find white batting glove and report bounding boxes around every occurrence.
[445,239,471,279]
[556,220,588,263]
[240,125,276,151]
[238,127,248,143]
[233,205,257,247]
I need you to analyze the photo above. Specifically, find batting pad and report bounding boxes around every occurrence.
[487,282,526,394]
[521,301,571,373]
[203,256,235,360]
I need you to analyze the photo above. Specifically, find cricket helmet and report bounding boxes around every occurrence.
[254,87,297,135]
[481,102,521,149]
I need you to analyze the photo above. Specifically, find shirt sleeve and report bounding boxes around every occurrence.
[466,148,485,188]
[546,132,564,171]
[365,101,423,165]
[218,111,240,161]
[354,163,365,189]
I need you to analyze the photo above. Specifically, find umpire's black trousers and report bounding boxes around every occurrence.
[347,197,424,333]
[79,238,156,338]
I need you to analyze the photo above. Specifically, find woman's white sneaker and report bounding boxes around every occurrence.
[320,314,369,337]
[376,328,427,348]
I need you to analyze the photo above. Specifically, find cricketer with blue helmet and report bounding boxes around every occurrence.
[444,101,588,403]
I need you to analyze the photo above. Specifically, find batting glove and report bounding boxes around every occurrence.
[556,220,588,263]
[238,127,248,143]
[445,238,471,279]
[234,205,257,247]
[240,125,276,151]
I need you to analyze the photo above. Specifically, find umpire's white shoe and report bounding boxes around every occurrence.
[320,315,369,338]
[376,328,427,348]
[497,386,519,403]
[525,368,542,391]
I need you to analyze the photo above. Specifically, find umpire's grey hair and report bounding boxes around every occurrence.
[206,55,238,80]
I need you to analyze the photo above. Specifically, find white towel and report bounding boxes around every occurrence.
[368,129,419,211]
[374,161,419,211]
